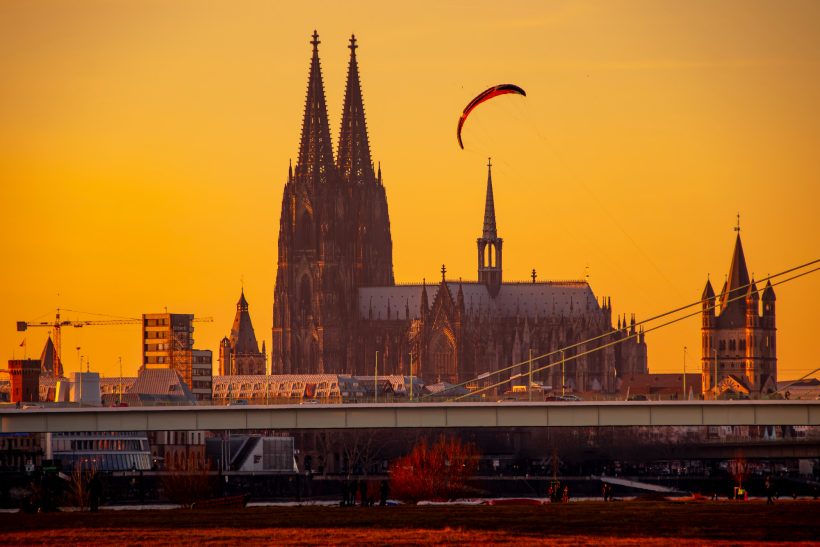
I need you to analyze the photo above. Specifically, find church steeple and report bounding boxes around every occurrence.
[720,232,750,314]
[296,30,335,186]
[478,158,503,297]
[337,34,375,185]
[237,287,249,312]
[482,158,497,239]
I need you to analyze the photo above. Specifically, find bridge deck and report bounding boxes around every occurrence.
[2,401,819,433]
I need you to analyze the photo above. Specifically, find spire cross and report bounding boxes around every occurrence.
[349,34,358,53]
[735,213,741,233]
[311,30,320,49]
[531,269,537,283]
[441,264,447,281]
[487,157,492,169]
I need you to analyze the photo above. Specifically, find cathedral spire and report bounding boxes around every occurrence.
[482,158,497,239]
[337,34,374,185]
[296,30,335,186]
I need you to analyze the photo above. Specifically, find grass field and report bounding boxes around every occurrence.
[3,501,818,545]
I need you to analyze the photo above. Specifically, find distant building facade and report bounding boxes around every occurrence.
[191,349,213,402]
[8,359,40,403]
[50,431,152,472]
[701,230,777,398]
[149,430,206,471]
[142,313,209,390]
[219,290,266,376]
[271,33,647,392]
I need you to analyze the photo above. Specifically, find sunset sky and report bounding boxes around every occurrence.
[1,1,818,381]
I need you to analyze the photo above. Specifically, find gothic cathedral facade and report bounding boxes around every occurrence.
[272,33,648,393]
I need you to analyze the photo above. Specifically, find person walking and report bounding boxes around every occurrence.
[340,481,349,506]
[380,479,389,507]
[765,477,774,505]
[359,479,368,507]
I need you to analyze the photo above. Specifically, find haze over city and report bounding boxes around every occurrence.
[1,1,818,380]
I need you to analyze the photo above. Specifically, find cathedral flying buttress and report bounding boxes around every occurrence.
[273,33,648,393]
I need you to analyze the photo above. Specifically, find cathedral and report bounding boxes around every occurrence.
[701,227,777,398]
[271,32,647,393]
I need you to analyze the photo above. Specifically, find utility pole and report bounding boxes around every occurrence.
[683,346,687,400]
[409,352,413,401]
[528,349,533,402]
[118,356,123,405]
[561,350,566,397]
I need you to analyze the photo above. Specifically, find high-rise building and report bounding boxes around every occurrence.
[142,313,195,388]
[271,33,647,392]
[218,289,266,376]
[701,227,777,398]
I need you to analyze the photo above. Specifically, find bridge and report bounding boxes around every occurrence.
[2,400,818,433]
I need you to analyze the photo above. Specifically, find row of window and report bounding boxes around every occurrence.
[713,336,771,353]
[144,319,169,327]
[52,438,147,451]
[158,431,202,445]
[0,437,36,449]
[57,453,151,472]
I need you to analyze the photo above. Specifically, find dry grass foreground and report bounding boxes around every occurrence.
[3,501,819,546]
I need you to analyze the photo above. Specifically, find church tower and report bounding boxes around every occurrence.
[701,219,777,398]
[477,159,503,297]
[337,35,394,288]
[272,31,350,374]
[221,288,266,376]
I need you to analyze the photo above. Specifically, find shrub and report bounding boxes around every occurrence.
[390,435,479,504]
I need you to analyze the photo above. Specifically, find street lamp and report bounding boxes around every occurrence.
[375,350,379,404]
[528,349,533,402]
[561,350,566,397]
[683,346,687,400]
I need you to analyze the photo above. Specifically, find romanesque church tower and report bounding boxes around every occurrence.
[701,226,776,398]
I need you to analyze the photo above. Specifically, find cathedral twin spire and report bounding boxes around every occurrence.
[337,35,375,185]
[295,31,375,186]
[297,31,335,186]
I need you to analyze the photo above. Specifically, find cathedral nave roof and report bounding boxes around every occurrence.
[358,281,599,320]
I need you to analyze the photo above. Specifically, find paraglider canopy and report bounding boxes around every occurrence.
[457,84,526,149]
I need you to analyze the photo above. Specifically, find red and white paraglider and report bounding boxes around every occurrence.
[457,84,527,149]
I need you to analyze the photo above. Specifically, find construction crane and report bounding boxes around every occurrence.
[16,308,213,372]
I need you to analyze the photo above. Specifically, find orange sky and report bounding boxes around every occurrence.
[1,1,818,381]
